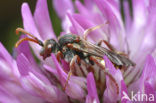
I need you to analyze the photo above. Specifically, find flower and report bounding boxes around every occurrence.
[54,0,156,101]
[0,0,156,103]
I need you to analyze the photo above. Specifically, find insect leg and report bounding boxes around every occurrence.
[89,56,119,94]
[83,21,109,40]
[97,40,129,57]
[63,55,80,91]
[97,40,116,51]
[16,28,37,39]
[15,28,43,47]
[66,43,83,53]
[56,51,63,62]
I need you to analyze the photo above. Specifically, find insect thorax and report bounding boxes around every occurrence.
[58,34,78,47]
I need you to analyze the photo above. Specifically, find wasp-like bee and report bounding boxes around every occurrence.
[15,24,135,94]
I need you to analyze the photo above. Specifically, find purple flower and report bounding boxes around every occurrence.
[0,0,156,103]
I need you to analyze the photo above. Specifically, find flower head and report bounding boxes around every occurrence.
[0,0,156,103]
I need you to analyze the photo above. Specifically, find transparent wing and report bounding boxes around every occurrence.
[71,39,135,67]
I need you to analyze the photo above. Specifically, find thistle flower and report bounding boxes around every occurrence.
[0,0,156,103]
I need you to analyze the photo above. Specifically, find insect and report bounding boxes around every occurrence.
[15,23,135,94]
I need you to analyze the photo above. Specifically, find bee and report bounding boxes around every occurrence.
[15,23,135,94]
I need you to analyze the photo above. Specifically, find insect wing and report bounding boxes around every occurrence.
[72,39,135,67]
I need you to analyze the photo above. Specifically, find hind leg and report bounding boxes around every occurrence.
[83,21,109,40]
[89,56,119,94]
[97,40,128,57]
[97,39,115,51]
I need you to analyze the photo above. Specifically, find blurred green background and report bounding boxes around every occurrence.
[0,0,61,53]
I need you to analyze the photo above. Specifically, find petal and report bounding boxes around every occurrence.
[103,56,116,75]
[68,13,106,43]
[43,64,58,76]
[107,0,119,10]
[15,35,37,66]
[86,72,100,103]
[51,54,86,100]
[75,0,104,24]
[66,12,84,36]
[0,42,13,65]
[132,0,147,29]
[72,14,103,34]
[17,53,51,85]
[0,43,20,78]
[75,1,91,19]
[121,80,131,103]
[21,3,41,40]
[123,1,132,33]
[21,3,55,67]
[0,82,44,103]
[75,1,109,41]
[62,14,73,33]
[44,64,87,91]
[23,73,68,103]
[128,55,156,94]
[22,72,68,103]
[144,82,155,98]
[0,43,13,78]
[127,0,148,58]
[21,3,42,59]
[103,56,123,102]
[148,0,156,14]
[125,32,156,84]
[34,0,56,40]
[0,89,20,103]
[53,0,74,19]
[94,0,126,50]
[93,0,124,33]
[141,55,156,79]
[76,0,109,32]
[61,59,70,71]
[152,49,156,59]
[84,0,94,10]
[66,12,96,42]
[16,53,31,76]
[0,59,12,79]
[129,22,156,61]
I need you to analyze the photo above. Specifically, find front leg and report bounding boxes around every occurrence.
[63,55,81,91]
[56,51,63,62]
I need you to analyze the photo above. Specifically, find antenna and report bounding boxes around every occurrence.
[15,28,43,48]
